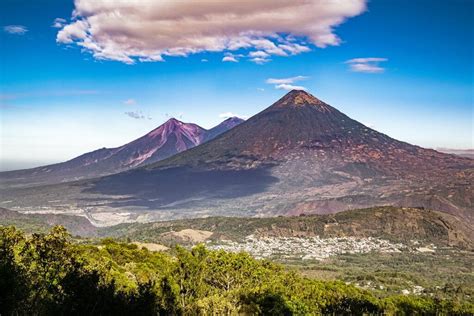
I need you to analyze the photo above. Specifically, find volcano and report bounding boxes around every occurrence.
[0,117,243,186]
[2,90,472,225]
[148,90,471,179]
[156,89,408,166]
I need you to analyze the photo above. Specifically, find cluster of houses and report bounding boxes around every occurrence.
[209,235,407,260]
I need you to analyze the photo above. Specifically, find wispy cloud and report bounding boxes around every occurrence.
[56,0,366,64]
[123,98,137,106]
[266,76,308,85]
[266,76,309,90]
[219,112,249,120]
[222,55,238,63]
[345,57,388,73]
[51,18,67,28]
[125,110,151,120]
[275,84,307,91]
[3,25,28,35]
[250,57,270,65]
[248,51,271,64]
[165,112,184,119]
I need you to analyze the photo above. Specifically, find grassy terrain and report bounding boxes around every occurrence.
[286,250,473,300]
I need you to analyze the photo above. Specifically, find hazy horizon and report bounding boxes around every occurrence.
[1,105,472,172]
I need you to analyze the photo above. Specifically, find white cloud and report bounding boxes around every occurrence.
[51,18,67,28]
[56,0,366,64]
[248,50,271,64]
[275,84,307,91]
[3,25,28,35]
[266,76,308,85]
[219,112,249,119]
[266,76,309,90]
[347,57,387,63]
[250,57,270,64]
[201,58,208,62]
[123,99,137,106]
[249,51,270,58]
[345,57,388,73]
[278,43,311,54]
[222,55,238,63]
[125,110,150,120]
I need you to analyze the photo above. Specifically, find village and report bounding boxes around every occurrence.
[209,235,409,261]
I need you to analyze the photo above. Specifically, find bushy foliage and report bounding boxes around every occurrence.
[1,226,472,315]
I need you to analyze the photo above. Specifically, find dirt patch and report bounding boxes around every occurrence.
[161,229,213,243]
[133,242,169,252]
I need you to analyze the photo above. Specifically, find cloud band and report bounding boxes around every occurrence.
[56,0,366,64]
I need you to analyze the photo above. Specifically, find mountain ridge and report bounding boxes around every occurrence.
[101,206,474,249]
[2,206,471,249]
[0,117,244,187]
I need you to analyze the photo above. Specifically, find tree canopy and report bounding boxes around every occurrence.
[1,226,472,315]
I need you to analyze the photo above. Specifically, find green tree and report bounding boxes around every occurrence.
[0,226,28,314]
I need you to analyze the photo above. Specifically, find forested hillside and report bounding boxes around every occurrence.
[1,226,472,315]
[102,207,474,249]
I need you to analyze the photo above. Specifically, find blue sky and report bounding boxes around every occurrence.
[1,0,472,171]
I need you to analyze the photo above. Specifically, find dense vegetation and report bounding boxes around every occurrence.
[1,226,473,315]
[290,251,474,301]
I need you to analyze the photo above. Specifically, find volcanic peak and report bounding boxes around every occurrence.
[221,116,245,126]
[274,90,332,112]
[162,118,187,129]
[147,118,204,139]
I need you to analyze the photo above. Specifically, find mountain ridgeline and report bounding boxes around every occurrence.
[0,90,472,226]
[0,117,244,186]
[1,205,473,249]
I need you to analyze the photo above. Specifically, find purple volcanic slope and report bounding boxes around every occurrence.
[0,117,244,186]
[204,117,245,142]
